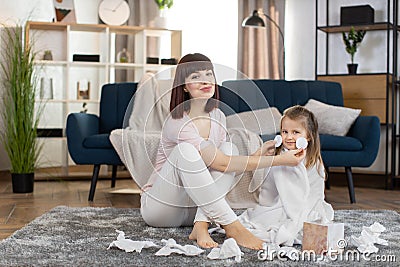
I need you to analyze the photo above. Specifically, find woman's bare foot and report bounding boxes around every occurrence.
[189,221,218,248]
[223,220,264,250]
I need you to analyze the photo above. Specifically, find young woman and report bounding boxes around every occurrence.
[140,53,305,249]
[240,105,334,246]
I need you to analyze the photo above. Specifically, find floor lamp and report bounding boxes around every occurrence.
[242,10,285,79]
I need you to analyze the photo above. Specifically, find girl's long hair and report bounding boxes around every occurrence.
[169,53,219,119]
[278,105,324,172]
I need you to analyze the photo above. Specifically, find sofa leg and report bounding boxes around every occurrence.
[88,164,101,202]
[325,166,330,190]
[111,165,117,188]
[345,167,356,204]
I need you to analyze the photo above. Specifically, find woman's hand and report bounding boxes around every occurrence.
[252,140,276,156]
[274,148,306,166]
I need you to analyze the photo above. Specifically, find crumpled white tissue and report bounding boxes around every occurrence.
[351,222,388,254]
[107,230,158,252]
[155,238,204,256]
[207,238,243,262]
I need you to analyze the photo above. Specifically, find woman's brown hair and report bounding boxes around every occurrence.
[169,53,219,119]
[278,105,324,172]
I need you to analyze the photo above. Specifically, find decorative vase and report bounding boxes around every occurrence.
[117,48,132,63]
[347,64,358,75]
[12,173,34,193]
[154,9,169,28]
[40,77,54,99]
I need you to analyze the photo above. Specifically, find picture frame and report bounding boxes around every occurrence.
[77,80,90,100]
[53,0,76,23]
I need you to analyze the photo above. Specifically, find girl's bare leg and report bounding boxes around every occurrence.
[223,220,264,250]
[189,221,218,248]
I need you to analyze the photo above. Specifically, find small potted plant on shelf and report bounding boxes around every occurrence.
[0,25,43,193]
[43,50,53,60]
[342,26,366,75]
[153,0,173,28]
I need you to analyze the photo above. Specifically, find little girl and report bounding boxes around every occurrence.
[239,105,334,246]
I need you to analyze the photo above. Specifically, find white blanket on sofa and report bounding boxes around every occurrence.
[110,73,171,188]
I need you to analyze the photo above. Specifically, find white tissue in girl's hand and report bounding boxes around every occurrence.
[274,135,282,147]
[296,137,308,149]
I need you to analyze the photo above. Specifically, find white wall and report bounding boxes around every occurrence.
[0,0,54,24]
[167,0,238,71]
[285,0,315,80]
[0,0,101,25]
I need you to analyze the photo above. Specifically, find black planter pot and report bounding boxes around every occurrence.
[347,64,358,75]
[12,173,34,193]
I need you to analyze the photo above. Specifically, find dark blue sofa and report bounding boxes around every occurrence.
[67,80,380,203]
[220,79,381,203]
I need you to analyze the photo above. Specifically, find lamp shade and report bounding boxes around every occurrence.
[242,10,265,27]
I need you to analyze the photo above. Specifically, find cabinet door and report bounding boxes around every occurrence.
[318,74,391,123]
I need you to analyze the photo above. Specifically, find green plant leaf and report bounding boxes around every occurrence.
[0,25,44,174]
[154,0,173,9]
[342,26,366,64]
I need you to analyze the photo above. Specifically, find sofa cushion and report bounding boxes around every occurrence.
[320,134,362,151]
[83,134,113,149]
[226,107,281,135]
[305,99,361,136]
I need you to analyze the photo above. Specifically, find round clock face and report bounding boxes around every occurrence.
[99,0,130,26]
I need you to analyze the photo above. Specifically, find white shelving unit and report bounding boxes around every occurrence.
[26,21,182,176]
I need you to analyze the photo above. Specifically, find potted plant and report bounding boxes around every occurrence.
[154,0,173,10]
[153,0,173,28]
[342,26,366,75]
[43,50,53,60]
[0,25,43,193]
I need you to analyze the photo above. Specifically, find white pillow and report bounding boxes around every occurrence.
[304,99,361,136]
[226,107,282,135]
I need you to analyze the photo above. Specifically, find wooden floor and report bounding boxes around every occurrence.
[0,171,399,241]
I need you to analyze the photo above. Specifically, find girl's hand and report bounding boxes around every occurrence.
[275,148,306,166]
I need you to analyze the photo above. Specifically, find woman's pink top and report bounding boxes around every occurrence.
[144,108,227,189]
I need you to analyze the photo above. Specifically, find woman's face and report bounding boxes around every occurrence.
[184,69,215,100]
[281,117,309,150]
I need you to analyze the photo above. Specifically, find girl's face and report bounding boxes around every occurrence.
[281,117,309,150]
[184,69,215,100]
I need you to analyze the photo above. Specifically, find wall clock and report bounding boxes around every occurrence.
[98,0,130,26]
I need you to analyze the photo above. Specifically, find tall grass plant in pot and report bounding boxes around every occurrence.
[0,25,43,193]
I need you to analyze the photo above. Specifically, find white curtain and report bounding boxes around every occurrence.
[238,0,285,79]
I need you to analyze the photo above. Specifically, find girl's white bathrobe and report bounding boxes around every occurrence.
[238,158,334,246]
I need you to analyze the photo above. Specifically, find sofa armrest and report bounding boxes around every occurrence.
[347,115,380,164]
[66,113,100,159]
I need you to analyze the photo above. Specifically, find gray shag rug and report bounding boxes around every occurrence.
[0,206,399,266]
